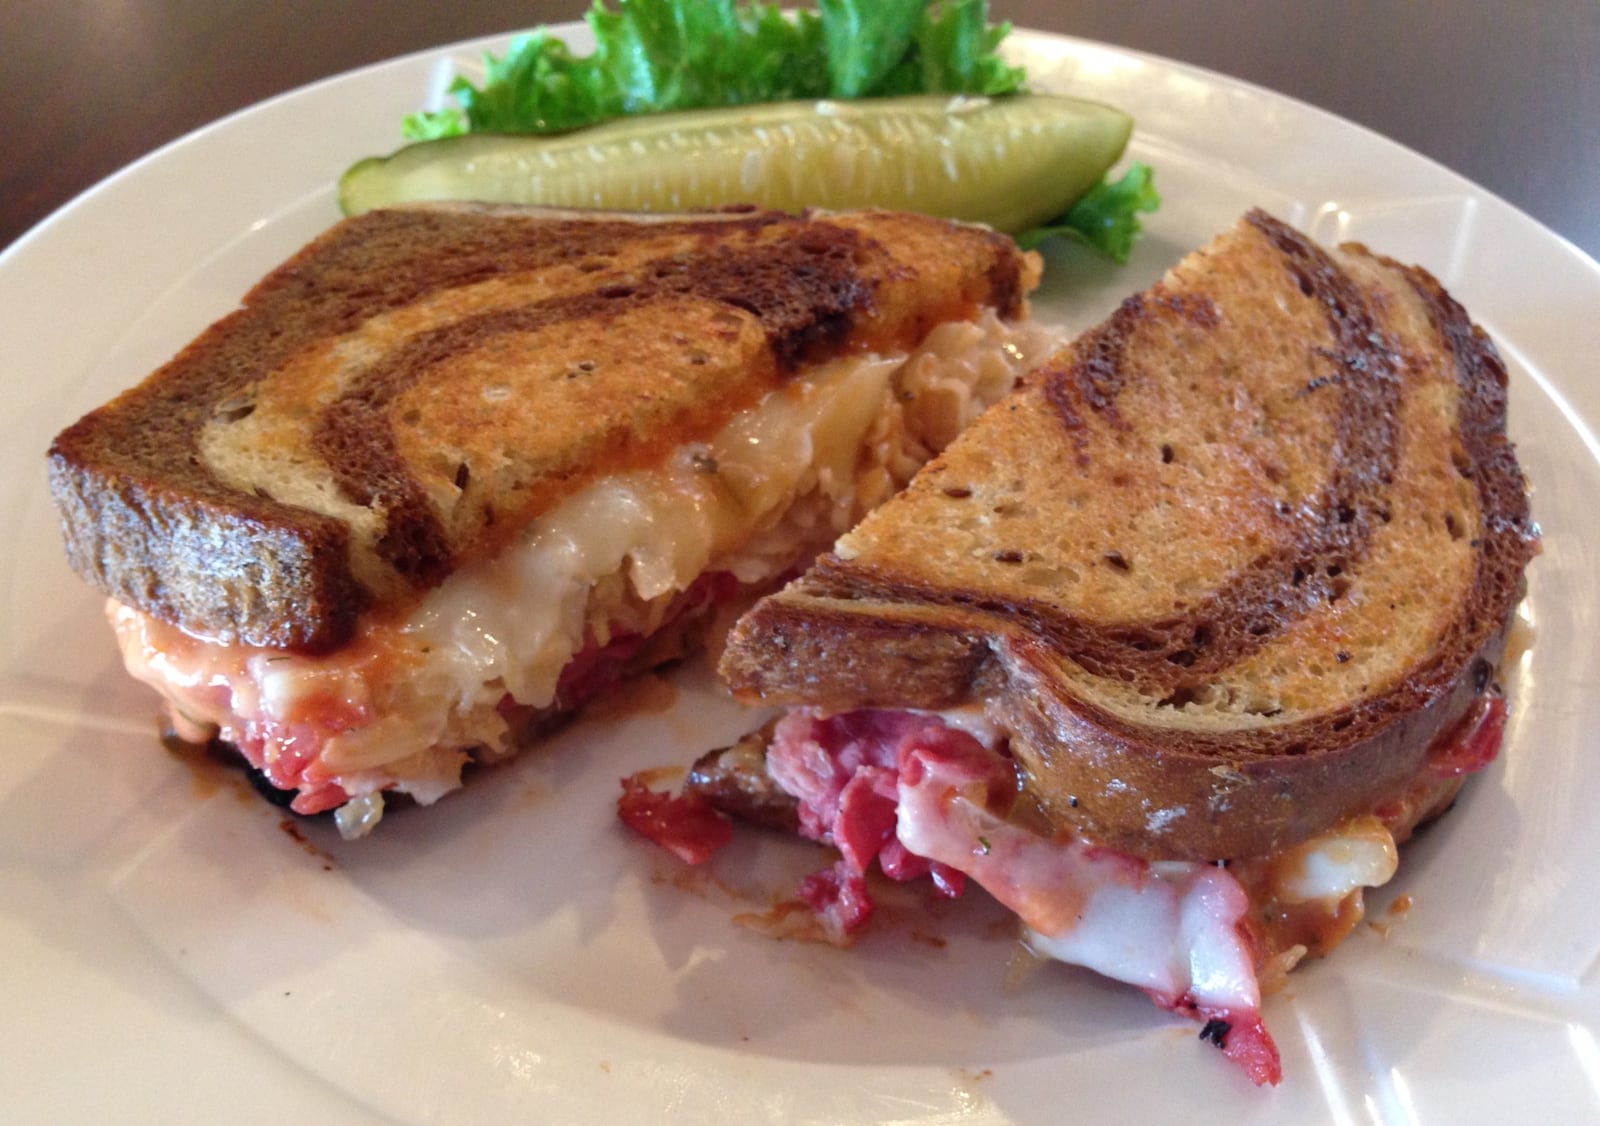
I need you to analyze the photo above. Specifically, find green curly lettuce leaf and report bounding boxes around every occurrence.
[1017,162,1162,262]
[403,0,1025,140]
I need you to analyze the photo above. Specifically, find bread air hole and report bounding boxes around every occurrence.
[213,396,255,423]
[1020,563,1081,587]
[1158,683,1203,708]
[1156,680,1242,712]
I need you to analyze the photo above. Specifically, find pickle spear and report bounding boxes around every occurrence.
[339,93,1132,234]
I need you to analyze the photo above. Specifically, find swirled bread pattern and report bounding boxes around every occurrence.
[721,210,1538,859]
[48,203,1031,652]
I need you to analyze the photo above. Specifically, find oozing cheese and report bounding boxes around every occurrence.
[898,709,1400,998]
[114,310,1062,837]
[757,704,1403,1087]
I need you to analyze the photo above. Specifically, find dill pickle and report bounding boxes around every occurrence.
[339,94,1132,233]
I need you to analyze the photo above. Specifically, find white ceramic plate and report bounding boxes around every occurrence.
[3,27,1598,1124]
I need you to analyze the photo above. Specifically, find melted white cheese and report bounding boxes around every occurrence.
[893,708,1401,1013]
[895,741,1258,1012]
[115,310,1063,834]
[1268,816,1399,904]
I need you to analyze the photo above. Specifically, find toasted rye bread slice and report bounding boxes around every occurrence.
[720,210,1539,861]
[48,203,1034,653]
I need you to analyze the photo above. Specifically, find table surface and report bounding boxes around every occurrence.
[3,1,1597,263]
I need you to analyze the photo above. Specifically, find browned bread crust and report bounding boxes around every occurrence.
[720,210,1538,861]
[48,203,1032,653]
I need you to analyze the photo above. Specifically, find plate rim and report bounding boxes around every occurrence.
[3,21,1598,1124]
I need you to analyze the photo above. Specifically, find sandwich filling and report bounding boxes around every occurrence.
[620,692,1508,1087]
[112,310,1061,837]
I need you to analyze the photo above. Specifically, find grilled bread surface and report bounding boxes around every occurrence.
[721,210,1538,861]
[48,203,1033,653]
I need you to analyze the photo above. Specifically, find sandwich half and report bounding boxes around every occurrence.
[626,209,1539,1084]
[48,202,1057,837]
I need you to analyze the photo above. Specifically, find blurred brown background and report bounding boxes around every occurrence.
[3,1,1596,261]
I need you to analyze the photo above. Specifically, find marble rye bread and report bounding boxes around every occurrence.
[720,209,1539,861]
[47,202,1033,653]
